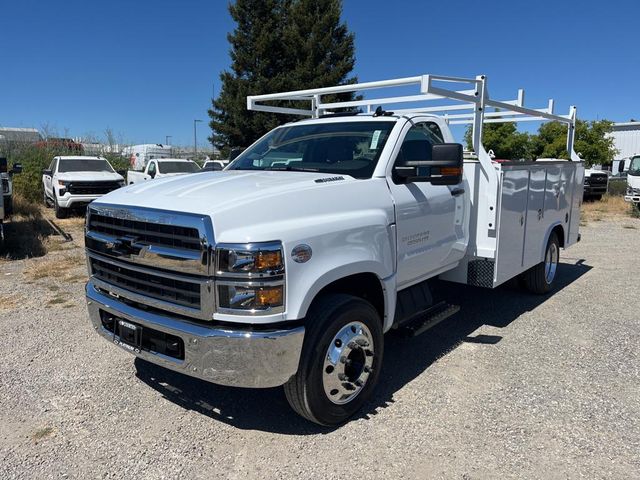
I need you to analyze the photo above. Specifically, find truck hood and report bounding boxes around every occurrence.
[57,171,124,182]
[93,170,395,243]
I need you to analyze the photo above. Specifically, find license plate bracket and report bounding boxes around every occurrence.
[117,319,142,349]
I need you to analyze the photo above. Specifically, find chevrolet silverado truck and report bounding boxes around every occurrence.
[127,158,200,185]
[583,167,609,200]
[84,74,584,425]
[42,156,125,218]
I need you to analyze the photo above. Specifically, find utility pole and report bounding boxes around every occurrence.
[193,119,203,160]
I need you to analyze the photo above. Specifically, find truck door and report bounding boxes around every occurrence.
[147,161,157,179]
[387,120,466,288]
[44,158,57,198]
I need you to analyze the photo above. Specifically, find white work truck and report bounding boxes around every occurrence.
[42,156,125,219]
[126,158,200,185]
[624,154,640,204]
[84,74,584,425]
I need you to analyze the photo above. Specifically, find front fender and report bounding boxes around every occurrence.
[284,222,396,328]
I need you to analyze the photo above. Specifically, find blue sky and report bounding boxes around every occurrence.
[1,0,638,146]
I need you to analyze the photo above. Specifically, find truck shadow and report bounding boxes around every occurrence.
[134,259,591,435]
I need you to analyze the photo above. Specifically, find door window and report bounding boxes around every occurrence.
[148,162,157,177]
[393,122,444,183]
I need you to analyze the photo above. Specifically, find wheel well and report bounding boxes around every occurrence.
[313,273,385,321]
[551,224,565,248]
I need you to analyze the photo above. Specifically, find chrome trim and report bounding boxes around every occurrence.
[88,251,215,320]
[86,282,304,388]
[86,203,214,276]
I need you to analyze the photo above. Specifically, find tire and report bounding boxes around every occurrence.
[43,190,52,208]
[522,232,559,294]
[54,195,67,219]
[284,294,384,426]
[4,197,12,216]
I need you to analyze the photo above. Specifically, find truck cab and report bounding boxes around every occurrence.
[127,158,201,185]
[83,74,584,425]
[624,155,640,204]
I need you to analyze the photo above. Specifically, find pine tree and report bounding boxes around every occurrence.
[208,0,357,151]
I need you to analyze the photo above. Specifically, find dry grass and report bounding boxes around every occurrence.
[23,254,85,281]
[0,293,23,310]
[32,426,55,443]
[581,195,638,224]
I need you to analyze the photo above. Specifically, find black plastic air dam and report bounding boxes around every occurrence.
[100,310,185,360]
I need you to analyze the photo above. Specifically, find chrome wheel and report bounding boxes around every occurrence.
[544,242,558,284]
[322,321,374,405]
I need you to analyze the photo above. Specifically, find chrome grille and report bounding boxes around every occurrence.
[88,213,202,251]
[91,256,200,309]
[85,204,215,320]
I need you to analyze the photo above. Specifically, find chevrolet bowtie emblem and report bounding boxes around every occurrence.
[111,236,139,256]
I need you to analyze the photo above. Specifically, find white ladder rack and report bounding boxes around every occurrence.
[247,74,580,239]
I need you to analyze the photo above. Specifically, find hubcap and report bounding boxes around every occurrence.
[322,321,374,405]
[544,242,558,284]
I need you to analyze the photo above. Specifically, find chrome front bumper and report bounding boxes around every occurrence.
[86,281,304,388]
[624,194,640,203]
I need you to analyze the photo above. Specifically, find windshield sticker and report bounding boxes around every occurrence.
[370,130,382,150]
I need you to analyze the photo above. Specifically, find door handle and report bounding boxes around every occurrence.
[450,187,465,197]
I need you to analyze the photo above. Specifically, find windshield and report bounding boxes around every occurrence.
[227,121,396,179]
[58,159,114,173]
[158,161,200,174]
[629,156,640,176]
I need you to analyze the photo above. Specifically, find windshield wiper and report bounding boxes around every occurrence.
[263,166,320,172]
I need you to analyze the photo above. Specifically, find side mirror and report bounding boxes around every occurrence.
[618,161,625,173]
[43,169,53,176]
[10,163,23,175]
[0,157,7,173]
[394,143,463,185]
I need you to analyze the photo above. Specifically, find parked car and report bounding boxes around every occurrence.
[42,156,125,218]
[624,154,640,204]
[0,157,22,216]
[127,158,200,185]
[202,160,227,171]
[583,168,609,200]
[83,73,584,425]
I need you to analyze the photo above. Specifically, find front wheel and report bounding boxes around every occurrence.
[284,294,383,426]
[54,195,67,219]
[522,232,559,294]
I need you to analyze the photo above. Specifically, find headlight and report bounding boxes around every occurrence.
[216,242,284,275]
[215,242,285,314]
[58,180,70,187]
[217,284,284,311]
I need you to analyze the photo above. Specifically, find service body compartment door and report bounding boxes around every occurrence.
[495,168,528,285]
[522,167,547,269]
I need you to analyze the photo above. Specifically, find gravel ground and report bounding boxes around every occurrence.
[0,214,639,479]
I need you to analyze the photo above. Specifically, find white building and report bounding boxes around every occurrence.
[610,121,640,172]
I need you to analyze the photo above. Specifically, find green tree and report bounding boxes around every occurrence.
[208,0,358,152]
[464,122,533,160]
[531,120,617,167]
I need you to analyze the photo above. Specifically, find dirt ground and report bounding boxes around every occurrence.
[0,203,639,479]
